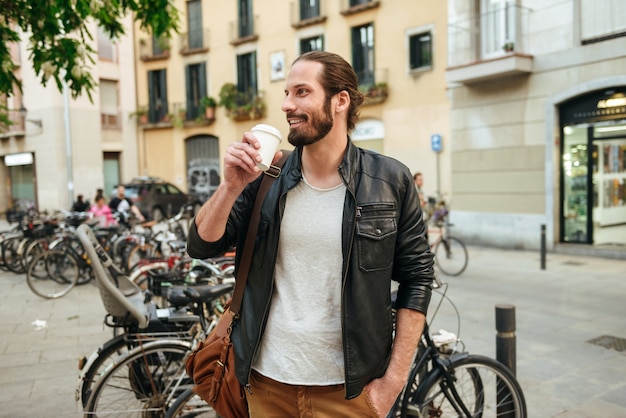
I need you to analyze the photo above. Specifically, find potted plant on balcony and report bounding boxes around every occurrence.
[129,106,149,124]
[249,93,266,119]
[200,96,217,120]
[503,42,514,53]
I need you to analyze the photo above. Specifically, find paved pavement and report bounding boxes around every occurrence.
[1,221,625,417]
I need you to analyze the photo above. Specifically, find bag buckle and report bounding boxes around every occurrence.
[264,165,281,178]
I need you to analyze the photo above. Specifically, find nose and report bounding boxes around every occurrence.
[281,94,295,113]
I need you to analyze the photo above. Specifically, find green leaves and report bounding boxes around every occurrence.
[0,0,179,100]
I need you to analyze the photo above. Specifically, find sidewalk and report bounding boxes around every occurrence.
[0,230,625,416]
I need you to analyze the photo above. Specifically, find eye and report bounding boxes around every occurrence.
[296,88,308,96]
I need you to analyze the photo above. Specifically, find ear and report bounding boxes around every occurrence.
[335,90,350,113]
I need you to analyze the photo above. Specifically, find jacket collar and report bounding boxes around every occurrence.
[285,137,360,191]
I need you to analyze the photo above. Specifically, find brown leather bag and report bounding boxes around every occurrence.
[185,151,290,418]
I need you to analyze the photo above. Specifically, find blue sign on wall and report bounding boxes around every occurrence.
[431,134,442,153]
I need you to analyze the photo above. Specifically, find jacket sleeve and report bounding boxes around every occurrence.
[186,177,263,260]
[393,170,435,315]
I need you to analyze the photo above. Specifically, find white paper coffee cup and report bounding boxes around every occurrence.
[251,124,282,171]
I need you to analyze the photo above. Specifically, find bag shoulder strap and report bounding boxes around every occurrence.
[230,150,291,315]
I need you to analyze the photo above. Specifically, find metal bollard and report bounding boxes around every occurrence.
[495,304,516,376]
[540,224,546,270]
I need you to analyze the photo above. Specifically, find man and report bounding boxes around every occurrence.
[109,185,145,222]
[187,51,434,417]
[413,172,427,209]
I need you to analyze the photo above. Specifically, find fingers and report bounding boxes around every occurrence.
[225,138,262,175]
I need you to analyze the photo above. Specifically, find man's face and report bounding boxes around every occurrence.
[117,186,125,198]
[415,175,423,188]
[282,60,335,147]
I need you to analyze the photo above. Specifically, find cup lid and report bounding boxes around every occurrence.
[251,124,282,141]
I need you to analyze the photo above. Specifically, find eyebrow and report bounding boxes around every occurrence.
[285,82,312,93]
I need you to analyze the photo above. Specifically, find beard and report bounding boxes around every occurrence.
[287,95,334,147]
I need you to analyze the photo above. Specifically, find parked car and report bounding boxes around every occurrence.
[112,177,202,221]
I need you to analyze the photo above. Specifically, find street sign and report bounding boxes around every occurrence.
[431,134,442,153]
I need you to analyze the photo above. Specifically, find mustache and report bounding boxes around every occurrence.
[286,113,308,121]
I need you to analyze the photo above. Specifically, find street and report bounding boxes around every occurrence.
[0,243,625,417]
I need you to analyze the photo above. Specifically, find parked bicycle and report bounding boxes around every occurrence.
[428,201,469,277]
[75,223,233,414]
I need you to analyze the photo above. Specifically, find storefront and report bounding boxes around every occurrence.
[560,88,626,246]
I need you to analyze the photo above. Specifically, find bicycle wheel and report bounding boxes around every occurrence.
[413,355,527,418]
[2,236,26,273]
[126,242,161,272]
[26,249,79,299]
[435,236,468,277]
[84,340,192,417]
[164,387,217,418]
[76,334,132,407]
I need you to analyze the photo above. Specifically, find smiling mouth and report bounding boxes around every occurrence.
[287,115,306,128]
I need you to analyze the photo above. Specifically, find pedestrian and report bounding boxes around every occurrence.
[95,188,104,203]
[108,184,145,222]
[72,194,90,212]
[187,51,434,417]
[413,172,427,209]
[88,195,116,227]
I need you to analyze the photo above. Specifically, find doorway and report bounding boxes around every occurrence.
[562,124,626,245]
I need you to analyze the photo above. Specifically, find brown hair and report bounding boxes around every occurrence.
[293,51,364,132]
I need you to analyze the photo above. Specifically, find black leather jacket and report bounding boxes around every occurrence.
[187,140,434,399]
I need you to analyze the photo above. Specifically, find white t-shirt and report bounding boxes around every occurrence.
[253,176,346,385]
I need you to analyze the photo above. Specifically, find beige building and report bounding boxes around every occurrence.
[1,17,140,213]
[133,0,451,205]
[446,0,626,256]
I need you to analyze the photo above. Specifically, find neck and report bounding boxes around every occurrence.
[300,128,347,188]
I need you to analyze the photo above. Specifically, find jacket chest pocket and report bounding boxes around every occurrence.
[356,203,397,272]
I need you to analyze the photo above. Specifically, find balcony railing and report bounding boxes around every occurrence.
[138,36,170,61]
[179,28,210,55]
[358,68,389,106]
[446,4,532,84]
[340,0,380,16]
[448,4,530,68]
[291,0,327,28]
[101,112,121,130]
[229,15,259,45]
[0,109,25,138]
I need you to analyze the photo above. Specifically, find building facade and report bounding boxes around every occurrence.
[133,0,451,207]
[446,0,626,256]
[0,17,140,213]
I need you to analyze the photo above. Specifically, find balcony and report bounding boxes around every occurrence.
[358,68,389,106]
[138,36,170,62]
[291,0,327,29]
[132,101,216,129]
[446,4,533,85]
[179,29,210,55]
[340,0,380,16]
[0,109,26,139]
[229,15,259,46]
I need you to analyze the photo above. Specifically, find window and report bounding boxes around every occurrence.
[99,80,119,129]
[238,0,254,38]
[187,0,204,50]
[350,0,371,6]
[581,0,626,43]
[300,0,320,21]
[300,35,324,53]
[408,29,432,72]
[237,52,257,97]
[148,69,168,123]
[351,23,375,87]
[185,62,207,120]
[97,26,116,62]
[481,0,516,58]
